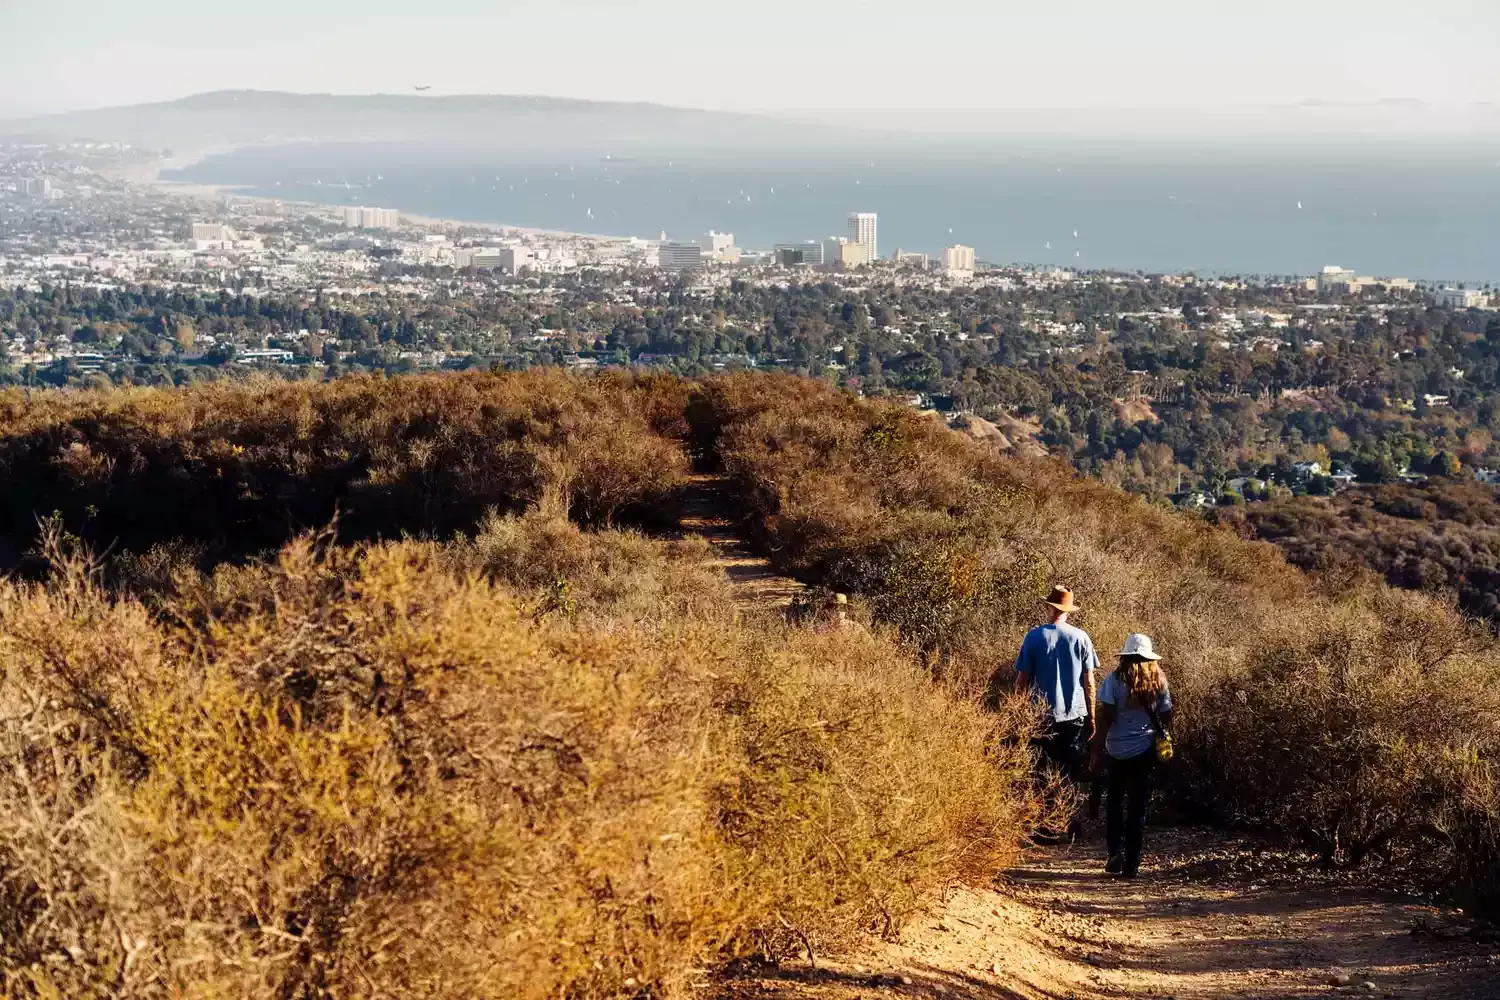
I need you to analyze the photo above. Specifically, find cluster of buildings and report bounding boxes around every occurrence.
[658,212,883,273]
[1314,265,1491,308]
[660,211,976,279]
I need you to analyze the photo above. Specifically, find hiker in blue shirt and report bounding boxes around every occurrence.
[1012,586,1099,797]
[1091,633,1174,879]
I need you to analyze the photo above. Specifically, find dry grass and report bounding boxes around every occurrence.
[446,508,731,626]
[692,373,1500,912]
[0,521,1043,998]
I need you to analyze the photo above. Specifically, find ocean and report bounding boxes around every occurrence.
[167,138,1500,283]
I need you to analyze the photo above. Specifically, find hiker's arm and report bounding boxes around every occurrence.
[1084,666,1098,738]
[1090,703,1115,770]
[1012,635,1033,691]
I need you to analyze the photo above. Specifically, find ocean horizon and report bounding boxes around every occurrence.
[168,137,1500,284]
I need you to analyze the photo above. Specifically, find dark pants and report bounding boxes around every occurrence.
[1033,719,1089,839]
[1038,718,1089,785]
[1106,751,1156,874]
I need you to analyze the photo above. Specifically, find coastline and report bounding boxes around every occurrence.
[144,160,614,243]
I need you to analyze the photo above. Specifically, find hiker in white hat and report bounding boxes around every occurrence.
[1090,633,1175,879]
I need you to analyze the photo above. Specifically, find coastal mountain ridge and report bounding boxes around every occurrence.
[0,89,845,155]
[12,90,1500,150]
[57,89,753,118]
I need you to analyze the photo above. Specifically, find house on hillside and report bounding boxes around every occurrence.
[1291,461,1323,480]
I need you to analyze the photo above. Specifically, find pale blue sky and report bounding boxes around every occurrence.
[3,0,1498,116]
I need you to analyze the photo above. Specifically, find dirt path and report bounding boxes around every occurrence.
[677,478,1495,1000]
[677,472,806,609]
[719,831,1496,1000]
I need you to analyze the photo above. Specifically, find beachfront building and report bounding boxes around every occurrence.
[191,222,233,250]
[697,231,739,263]
[658,240,705,272]
[498,247,534,275]
[1316,266,1357,293]
[1435,287,1489,308]
[698,231,734,254]
[825,237,874,270]
[774,241,825,267]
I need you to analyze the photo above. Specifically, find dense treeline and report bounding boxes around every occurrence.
[1219,481,1500,620]
[6,278,1500,492]
[0,371,687,573]
[11,277,1500,622]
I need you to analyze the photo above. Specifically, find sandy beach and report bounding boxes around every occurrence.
[142,161,613,243]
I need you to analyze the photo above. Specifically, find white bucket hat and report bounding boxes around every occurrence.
[1120,633,1162,660]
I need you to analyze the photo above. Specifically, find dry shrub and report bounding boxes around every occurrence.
[0,371,688,571]
[691,373,1500,911]
[447,508,730,625]
[0,527,1040,997]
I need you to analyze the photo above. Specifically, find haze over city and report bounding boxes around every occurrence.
[3,0,1499,124]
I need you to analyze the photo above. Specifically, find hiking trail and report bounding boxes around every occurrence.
[715,833,1496,1000]
[677,472,806,609]
[674,476,1495,1000]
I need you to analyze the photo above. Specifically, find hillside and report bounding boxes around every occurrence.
[0,370,1495,997]
[0,89,844,155]
[1218,480,1500,621]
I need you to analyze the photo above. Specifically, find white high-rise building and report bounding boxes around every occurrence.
[848,212,877,258]
[942,244,976,276]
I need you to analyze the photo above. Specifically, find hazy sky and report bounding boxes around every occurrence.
[3,0,1498,117]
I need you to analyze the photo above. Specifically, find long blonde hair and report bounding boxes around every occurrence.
[1117,655,1165,706]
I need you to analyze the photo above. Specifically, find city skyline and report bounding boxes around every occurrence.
[4,0,1498,118]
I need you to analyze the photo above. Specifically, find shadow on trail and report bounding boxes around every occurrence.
[717,961,1027,1000]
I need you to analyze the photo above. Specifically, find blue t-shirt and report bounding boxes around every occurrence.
[1014,622,1098,722]
[1098,671,1173,760]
